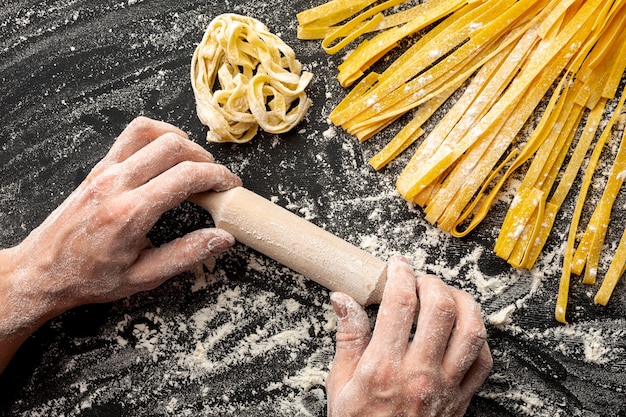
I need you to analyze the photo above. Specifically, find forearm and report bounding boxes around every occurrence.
[0,326,34,374]
[0,246,64,374]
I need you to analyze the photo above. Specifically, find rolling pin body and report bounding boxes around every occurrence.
[191,187,387,305]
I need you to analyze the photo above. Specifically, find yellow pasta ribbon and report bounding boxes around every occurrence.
[296,0,374,28]
[298,0,626,321]
[556,91,626,323]
[369,89,454,170]
[494,77,582,265]
[401,0,607,238]
[335,0,469,87]
[572,122,626,284]
[332,0,523,128]
[596,222,626,306]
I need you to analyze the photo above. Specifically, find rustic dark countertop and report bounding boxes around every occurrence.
[1,1,625,416]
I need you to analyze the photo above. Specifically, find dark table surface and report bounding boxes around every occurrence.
[1,1,626,416]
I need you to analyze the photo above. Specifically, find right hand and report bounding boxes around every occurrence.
[326,255,492,416]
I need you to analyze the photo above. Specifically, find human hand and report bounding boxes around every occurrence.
[0,116,242,326]
[326,256,492,416]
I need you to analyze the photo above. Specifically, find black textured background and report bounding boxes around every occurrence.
[1,1,626,416]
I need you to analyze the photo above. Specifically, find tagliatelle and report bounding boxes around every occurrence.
[572,117,626,283]
[494,76,583,266]
[370,88,455,170]
[191,14,312,143]
[555,91,626,323]
[299,0,626,320]
[596,217,626,306]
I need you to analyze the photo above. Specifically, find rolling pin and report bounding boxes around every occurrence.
[190,187,387,305]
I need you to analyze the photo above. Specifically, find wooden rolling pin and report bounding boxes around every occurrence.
[190,187,387,305]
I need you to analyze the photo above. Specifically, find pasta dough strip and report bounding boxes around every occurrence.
[398,0,603,228]
[334,0,469,86]
[493,77,580,262]
[595,223,626,306]
[495,2,625,269]
[420,27,540,227]
[331,0,512,125]
[519,104,588,268]
[332,0,525,127]
[400,41,516,201]
[296,0,374,27]
[531,9,626,271]
[555,90,626,323]
[342,18,534,141]
[369,88,455,170]
[426,49,587,234]
[510,108,581,268]
[452,74,573,238]
[299,0,466,42]
[573,126,626,284]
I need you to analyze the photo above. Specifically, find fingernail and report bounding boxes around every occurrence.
[206,230,235,253]
[391,254,409,265]
[330,292,348,320]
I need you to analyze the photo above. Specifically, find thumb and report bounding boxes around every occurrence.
[326,292,371,397]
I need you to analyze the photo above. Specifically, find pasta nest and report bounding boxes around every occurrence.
[191,13,313,143]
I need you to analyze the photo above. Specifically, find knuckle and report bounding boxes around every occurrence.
[176,160,202,179]
[212,165,240,190]
[406,371,442,408]
[419,275,457,320]
[454,289,482,316]
[168,161,207,194]
[454,290,488,340]
[465,327,488,351]
[84,167,119,195]
[452,287,475,303]
[430,294,456,320]
[128,115,154,131]
[158,132,187,155]
[104,198,136,223]
[357,361,396,389]
[392,288,418,311]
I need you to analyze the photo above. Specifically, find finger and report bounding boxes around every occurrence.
[326,292,371,397]
[127,228,235,290]
[119,132,215,188]
[130,162,242,228]
[366,255,418,357]
[102,116,189,165]
[408,274,457,364]
[459,342,493,402]
[442,289,488,383]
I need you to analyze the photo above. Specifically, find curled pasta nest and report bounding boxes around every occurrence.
[191,13,313,143]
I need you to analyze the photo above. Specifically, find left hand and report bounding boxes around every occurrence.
[0,116,242,327]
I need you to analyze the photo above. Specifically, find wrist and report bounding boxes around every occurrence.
[0,245,68,339]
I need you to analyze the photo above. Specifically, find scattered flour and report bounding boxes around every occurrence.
[3,1,626,416]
